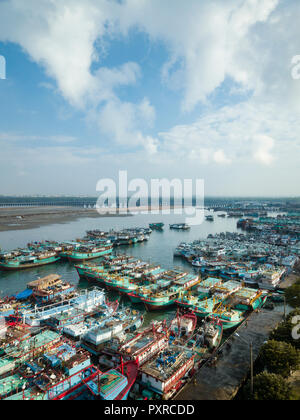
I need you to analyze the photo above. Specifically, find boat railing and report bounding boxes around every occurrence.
[20,287,104,317]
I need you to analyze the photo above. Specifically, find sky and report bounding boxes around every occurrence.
[0,0,299,197]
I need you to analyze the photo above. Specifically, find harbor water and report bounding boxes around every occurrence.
[0,211,240,296]
[0,210,285,327]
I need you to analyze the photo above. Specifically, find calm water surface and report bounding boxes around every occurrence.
[0,211,240,296]
[0,210,286,326]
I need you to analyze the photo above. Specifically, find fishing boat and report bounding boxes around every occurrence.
[68,244,113,262]
[114,322,169,367]
[169,223,190,230]
[80,360,139,400]
[0,301,15,318]
[149,223,164,230]
[3,345,99,401]
[104,275,138,295]
[127,284,156,304]
[75,264,108,285]
[138,345,195,399]
[81,310,144,355]
[0,330,61,375]
[176,279,241,318]
[20,288,106,327]
[208,308,245,330]
[231,288,268,311]
[183,320,223,362]
[142,273,200,311]
[58,241,82,259]
[169,311,198,341]
[26,274,76,304]
[0,373,28,400]
[257,267,286,290]
[0,252,60,271]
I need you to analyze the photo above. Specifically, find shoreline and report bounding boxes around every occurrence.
[0,205,188,232]
[0,206,131,232]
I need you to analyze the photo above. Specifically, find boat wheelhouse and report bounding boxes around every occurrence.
[27,274,75,304]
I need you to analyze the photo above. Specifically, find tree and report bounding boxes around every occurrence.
[287,308,300,322]
[244,372,291,400]
[285,280,300,309]
[271,313,300,350]
[260,340,300,378]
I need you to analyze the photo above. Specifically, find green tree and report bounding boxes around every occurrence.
[285,280,300,309]
[271,316,300,350]
[287,308,300,322]
[244,372,291,400]
[260,340,300,378]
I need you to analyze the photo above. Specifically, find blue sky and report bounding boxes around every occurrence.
[0,0,299,196]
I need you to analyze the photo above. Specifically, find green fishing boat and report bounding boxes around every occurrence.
[0,253,60,271]
[68,244,113,262]
[142,274,200,311]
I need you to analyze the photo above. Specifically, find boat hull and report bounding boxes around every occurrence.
[209,315,244,330]
[105,283,137,294]
[0,257,60,271]
[68,248,113,262]
[127,293,143,304]
[75,268,107,285]
[143,299,176,311]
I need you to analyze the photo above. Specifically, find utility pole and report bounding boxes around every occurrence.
[235,333,254,398]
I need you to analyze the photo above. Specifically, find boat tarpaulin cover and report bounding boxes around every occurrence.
[15,289,33,300]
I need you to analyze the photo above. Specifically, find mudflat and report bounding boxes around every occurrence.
[0,206,130,232]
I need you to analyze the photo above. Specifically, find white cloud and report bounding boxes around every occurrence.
[213,150,232,165]
[0,1,289,122]
[253,134,275,165]
[94,62,141,104]
[118,0,281,111]
[158,101,300,166]
[0,0,300,195]
[0,0,158,151]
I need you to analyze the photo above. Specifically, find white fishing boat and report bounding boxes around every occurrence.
[21,288,106,326]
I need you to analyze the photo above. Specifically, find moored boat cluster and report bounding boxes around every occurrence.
[0,226,153,271]
[174,230,299,290]
[0,276,224,401]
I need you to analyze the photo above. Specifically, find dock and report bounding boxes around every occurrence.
[175,309,284,400]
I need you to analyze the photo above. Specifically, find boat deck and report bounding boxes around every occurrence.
[140,347,192,382]
[5,330,60,358]
[0,374,27,396]
[86,369,127,399]
[4,388,46,400]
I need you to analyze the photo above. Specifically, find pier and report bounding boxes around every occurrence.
[175,309,284,400]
